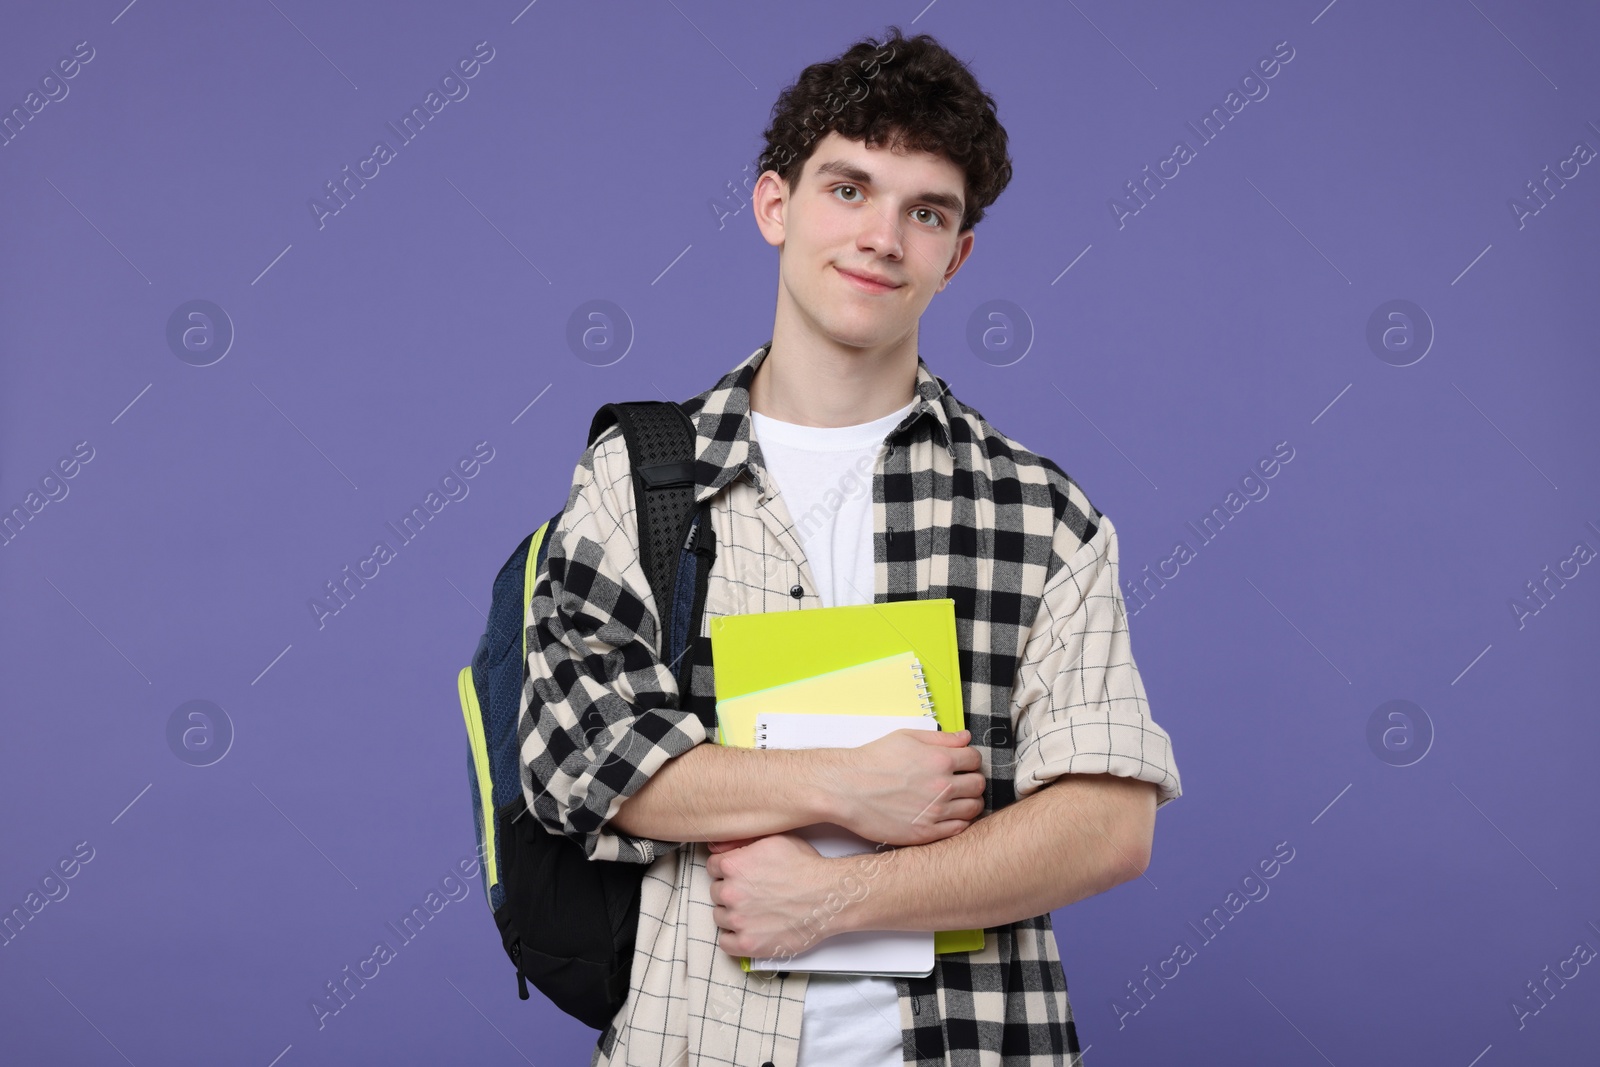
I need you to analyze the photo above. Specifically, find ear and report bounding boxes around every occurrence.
[751,170,789,249]
[939,228,976,291]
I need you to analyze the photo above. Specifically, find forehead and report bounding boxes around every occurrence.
[801,131,964,191]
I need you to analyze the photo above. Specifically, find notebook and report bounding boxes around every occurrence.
[747,712,937,977]
[715,650,934,749]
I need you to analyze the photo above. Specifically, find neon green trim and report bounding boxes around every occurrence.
[457,523,552,908]
[522,520,549,671]
[458,665,499,896]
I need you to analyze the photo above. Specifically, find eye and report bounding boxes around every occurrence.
[912,208,944,229]
[832,184,863,203]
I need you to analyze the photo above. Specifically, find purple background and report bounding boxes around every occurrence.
[3,1,1597,1064]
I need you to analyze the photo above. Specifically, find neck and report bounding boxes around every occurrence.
[749,332,919,428]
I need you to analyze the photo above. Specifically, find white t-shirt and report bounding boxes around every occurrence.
[749,395,917,1067]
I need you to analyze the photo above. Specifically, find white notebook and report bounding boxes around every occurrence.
[751,711,937,977]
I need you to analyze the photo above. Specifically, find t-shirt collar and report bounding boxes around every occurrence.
[691,339,957,504]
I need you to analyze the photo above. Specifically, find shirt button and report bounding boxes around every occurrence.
[789,584,803,599]
[761,1062,776,1067]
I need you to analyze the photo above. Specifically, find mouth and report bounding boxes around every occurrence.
[836,266,901,294]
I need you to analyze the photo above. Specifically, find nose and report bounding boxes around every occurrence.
[856,202,904,261]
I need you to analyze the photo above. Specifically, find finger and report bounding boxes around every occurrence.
[921,728,970,744]
[709,836,762,854]
[932,798,980,825]
[952,771,986,795]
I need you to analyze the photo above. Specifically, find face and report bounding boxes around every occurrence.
[754,130,975,351]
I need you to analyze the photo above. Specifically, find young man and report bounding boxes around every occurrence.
[519,27,1182,1067]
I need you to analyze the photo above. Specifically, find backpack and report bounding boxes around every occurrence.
[455,399,718,1030]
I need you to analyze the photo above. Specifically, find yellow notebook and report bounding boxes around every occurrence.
[710,598,986,966]
[715,650,934,749]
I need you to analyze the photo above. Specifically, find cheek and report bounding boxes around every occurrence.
[806,205,864,249]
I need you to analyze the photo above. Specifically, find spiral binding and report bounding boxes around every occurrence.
[756,721,770,748]
[909,659,936,716]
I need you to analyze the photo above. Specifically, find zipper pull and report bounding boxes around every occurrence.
[512,940,530,1000]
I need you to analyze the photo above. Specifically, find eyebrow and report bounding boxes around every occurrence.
[812,159,966,221]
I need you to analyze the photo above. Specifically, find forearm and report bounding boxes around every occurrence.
[835,774,1157,933]
[607,741,844,843]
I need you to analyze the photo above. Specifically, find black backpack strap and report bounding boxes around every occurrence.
[587,401,703,675]
[670,500,717,731]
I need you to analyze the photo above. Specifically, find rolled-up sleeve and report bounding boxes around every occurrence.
[516,429,710,863]
[1009,511,1182,809]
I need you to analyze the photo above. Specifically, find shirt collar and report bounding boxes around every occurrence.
[691,339,957,505]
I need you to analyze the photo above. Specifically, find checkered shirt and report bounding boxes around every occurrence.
[519,340,1182,1066]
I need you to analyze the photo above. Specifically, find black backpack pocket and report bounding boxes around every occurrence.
[491,794,642,1031]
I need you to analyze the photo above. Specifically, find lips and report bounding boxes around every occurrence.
[837,266,901,293]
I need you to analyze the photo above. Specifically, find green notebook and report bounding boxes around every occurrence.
[710,598,985,960]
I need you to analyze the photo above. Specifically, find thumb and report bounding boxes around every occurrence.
[708,836,763,853]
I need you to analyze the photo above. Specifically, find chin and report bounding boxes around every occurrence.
[812,314,901,352]
[785,277,908,349]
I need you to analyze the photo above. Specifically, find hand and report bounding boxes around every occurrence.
[706,833,835,960]
[829,727,985,846]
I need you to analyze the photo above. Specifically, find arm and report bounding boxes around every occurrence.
[607,741,839,842]
[830,773,1156,934]
[614,724,985,844]
[705,775,1153,957]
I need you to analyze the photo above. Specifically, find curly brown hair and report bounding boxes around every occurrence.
[755,26,1013,233]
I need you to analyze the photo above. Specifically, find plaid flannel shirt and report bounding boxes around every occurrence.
[519,341,1182,1066]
